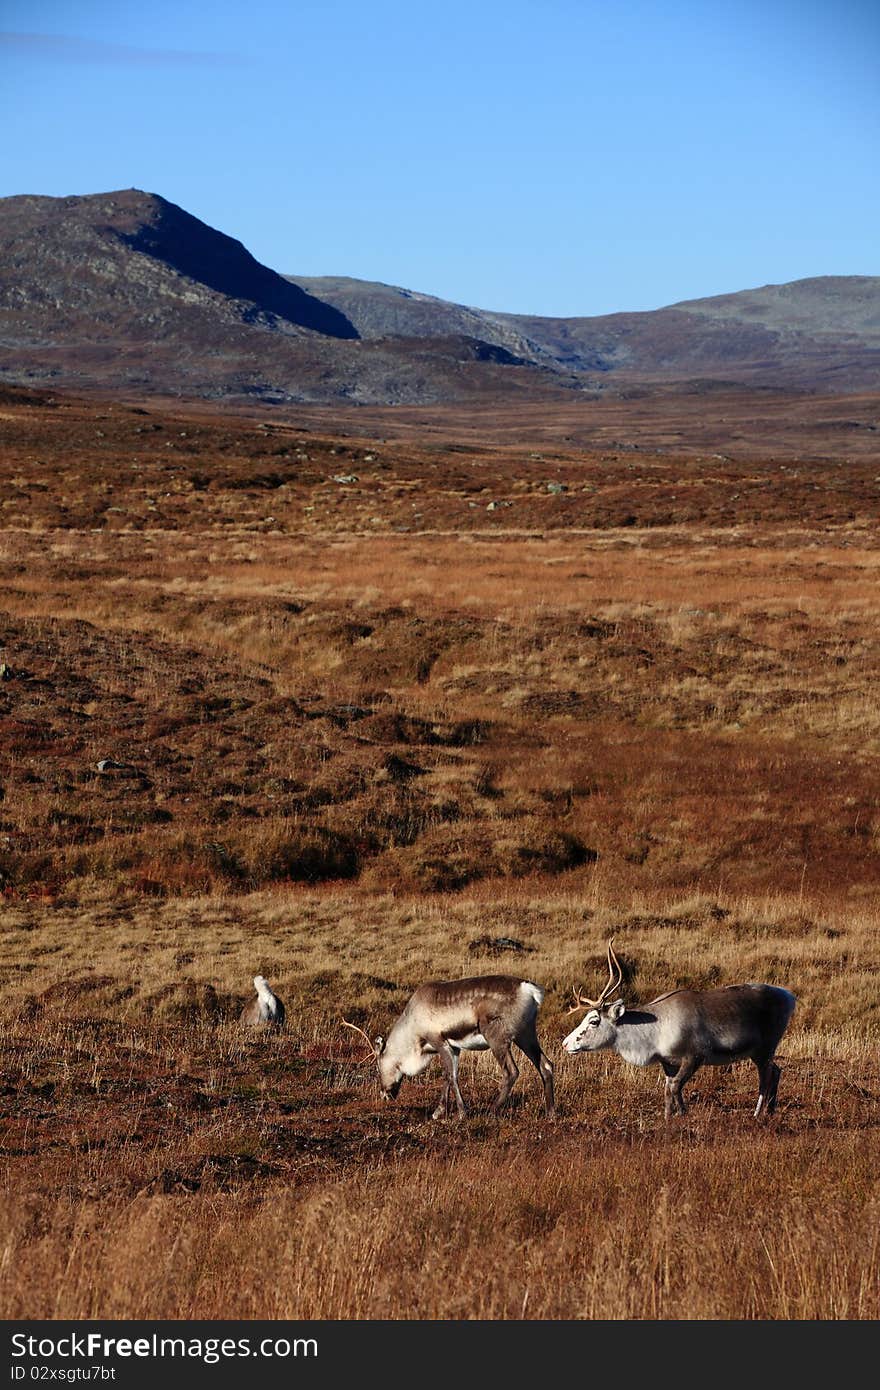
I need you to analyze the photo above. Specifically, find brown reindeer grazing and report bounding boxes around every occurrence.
[343,975,555,1119]
[240,975,286,1029]
[562,941,796,1119]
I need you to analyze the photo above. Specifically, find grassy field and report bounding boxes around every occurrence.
[1,385,879,1319]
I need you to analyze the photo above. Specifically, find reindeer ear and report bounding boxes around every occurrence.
[608,1000,626,1021]
[374,1035,385,1055]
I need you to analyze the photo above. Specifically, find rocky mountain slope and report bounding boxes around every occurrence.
[294,272,880,390]
[1,190,357,340]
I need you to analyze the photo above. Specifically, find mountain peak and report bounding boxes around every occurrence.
[0,188,358,341]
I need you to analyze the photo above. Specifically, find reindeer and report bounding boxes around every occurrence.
[342,975,556,1119]
[561,941,796,1119]
[240,975,286,1029]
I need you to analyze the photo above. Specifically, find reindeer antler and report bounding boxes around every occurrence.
[340,1018,379,1065]
[565,938,623,1014]
[564,985,598,1015]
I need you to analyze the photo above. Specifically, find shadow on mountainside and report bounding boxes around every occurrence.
[119,194,359,340]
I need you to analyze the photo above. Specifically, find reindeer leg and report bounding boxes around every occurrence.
[753,1056,781,1118]
[663,1057,700,1118]
[480,1016,520,1112]
[661,1059,677,1119]
[434,1039,467,1118]
[514,1021,556,1118]
[767,1061,781,1114]
[432,1081,451,1121]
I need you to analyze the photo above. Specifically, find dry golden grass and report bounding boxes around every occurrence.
[4,1131,877,1319]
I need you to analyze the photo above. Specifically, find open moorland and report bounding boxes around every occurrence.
[1,383,879,1319]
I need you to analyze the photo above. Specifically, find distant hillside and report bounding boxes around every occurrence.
[286,275,541,359]
[293,272,880,391]
[0,188,877,404]
[672,276,880,335]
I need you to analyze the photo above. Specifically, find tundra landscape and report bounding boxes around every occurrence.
[4,0,880,1330]
[1,375,879,1320]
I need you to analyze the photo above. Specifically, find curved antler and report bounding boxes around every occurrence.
[564,985,598,1015]
[340,1018,379,1065]
[564,938,623,1014]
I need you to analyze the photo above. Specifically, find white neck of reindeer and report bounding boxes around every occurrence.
[610,1012,662,1066]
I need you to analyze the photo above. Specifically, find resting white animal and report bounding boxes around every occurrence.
[240,975,286,1029]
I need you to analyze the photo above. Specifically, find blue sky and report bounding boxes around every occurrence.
[1,0,877,315]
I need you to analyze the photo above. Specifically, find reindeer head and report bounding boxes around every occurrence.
[561,939,626,1054]
[341,1021,403,1098]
